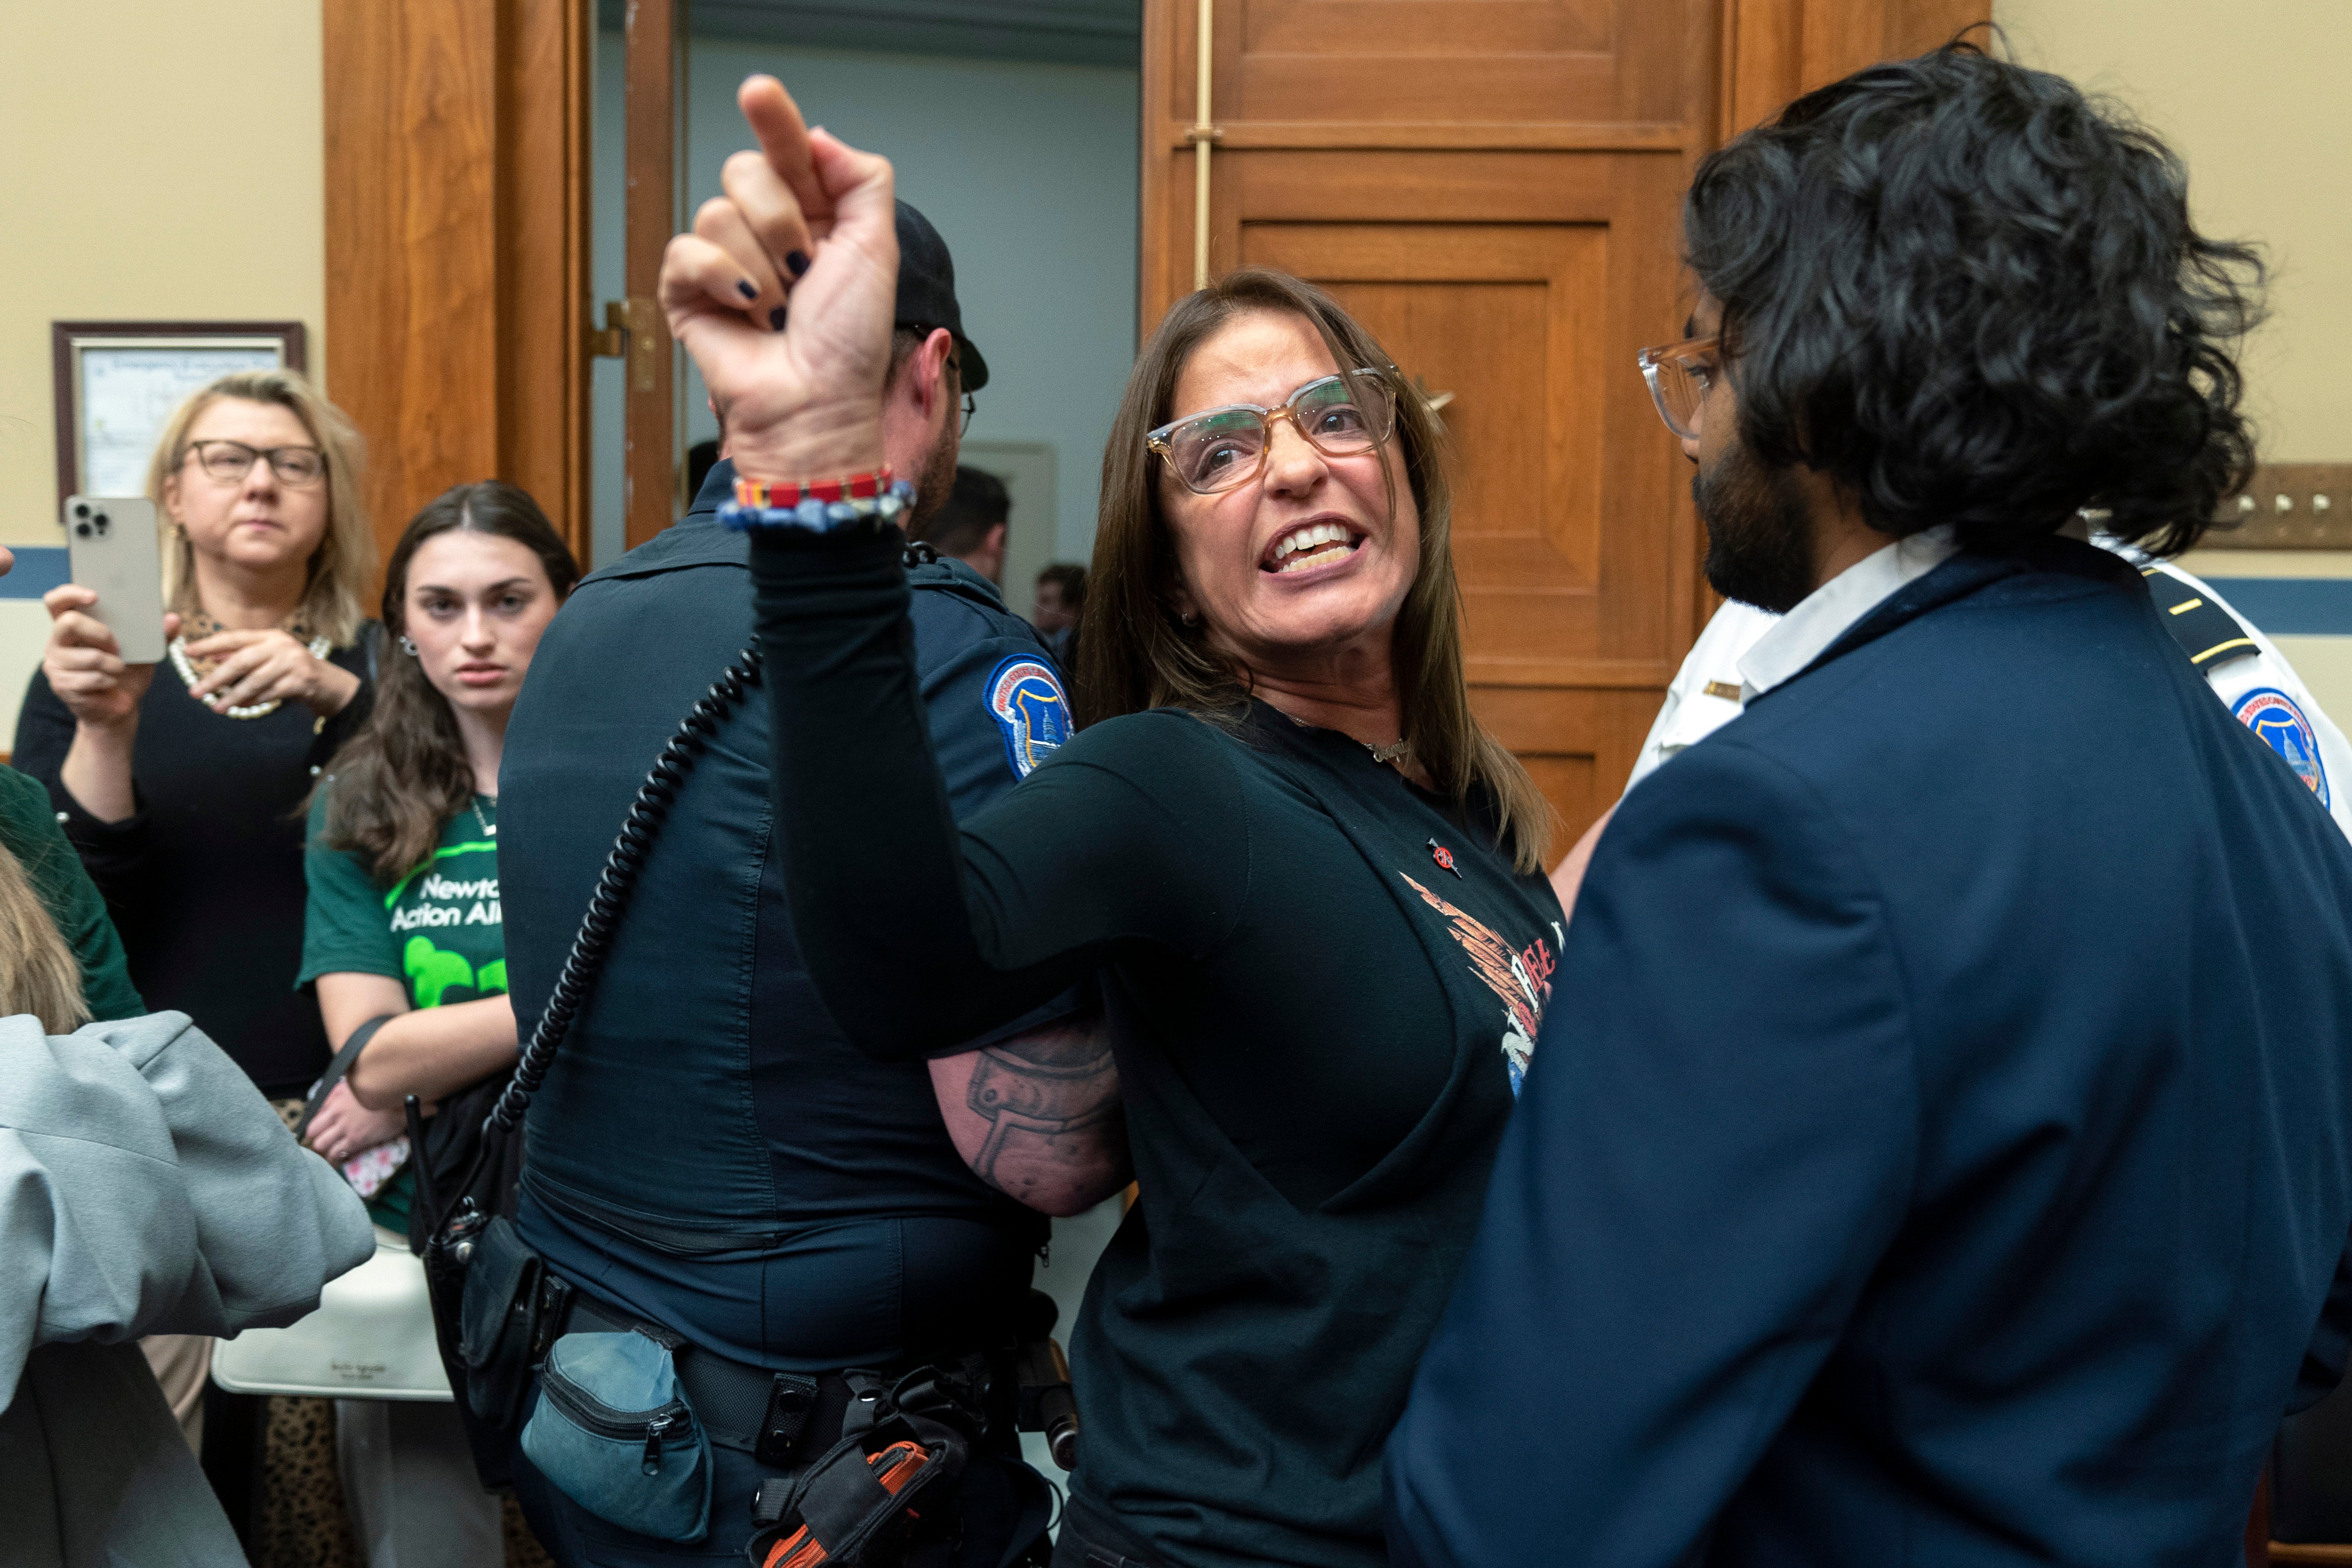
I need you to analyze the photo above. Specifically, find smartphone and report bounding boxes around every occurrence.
[62,496,167,665]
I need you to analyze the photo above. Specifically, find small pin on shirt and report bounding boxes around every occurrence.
[1428,838,1461,878]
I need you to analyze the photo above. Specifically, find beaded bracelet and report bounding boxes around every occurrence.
[718,478,917,534]
[734,468,894,508]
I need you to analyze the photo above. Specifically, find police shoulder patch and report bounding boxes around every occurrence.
[985,655,1071,779]
[2233,686,2332,808]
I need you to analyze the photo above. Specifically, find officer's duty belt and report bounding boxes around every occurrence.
[554,1294,845,1462]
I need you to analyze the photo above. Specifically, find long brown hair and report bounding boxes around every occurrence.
[0,844,91,1034]
[147,368,373,647]
[1078,268,1553,873]
[320,482,580,880]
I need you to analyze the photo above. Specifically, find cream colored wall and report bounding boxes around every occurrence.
[0,0,323,742]
[0,4,2343,745]
[1999,0,2352,728]
[1994,0,2352,464]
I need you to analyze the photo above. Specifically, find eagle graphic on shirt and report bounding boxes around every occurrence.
[1401,873,1556,1095]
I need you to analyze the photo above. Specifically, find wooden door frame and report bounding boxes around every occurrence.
[1721,0,1988,138]
[1139,0,1986,349]
[620,0,680,552]
[324,0,592,579]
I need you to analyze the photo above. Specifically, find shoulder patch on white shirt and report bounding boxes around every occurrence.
[985,656,1070,779]
[2234,687,2332,809]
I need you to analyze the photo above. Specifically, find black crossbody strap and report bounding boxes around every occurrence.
[295,1013,397,1142]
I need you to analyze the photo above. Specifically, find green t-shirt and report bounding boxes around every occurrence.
[300,783,506,1227]
[0,765,143,1023]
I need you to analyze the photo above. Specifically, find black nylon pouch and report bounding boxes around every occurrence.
[745,1421,958,1568]
[459,1215,544,1429]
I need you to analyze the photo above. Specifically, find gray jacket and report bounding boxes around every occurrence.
[1,1010,374,1567]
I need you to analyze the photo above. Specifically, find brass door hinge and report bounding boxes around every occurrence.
[587,300,626,359]
[589,299,665,395]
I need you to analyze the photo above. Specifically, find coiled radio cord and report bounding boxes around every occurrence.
[486,645,764,1131]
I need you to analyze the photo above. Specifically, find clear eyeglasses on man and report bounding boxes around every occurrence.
[1637,335,1721,442]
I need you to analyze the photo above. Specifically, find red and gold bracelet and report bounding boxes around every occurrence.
[733,467,895,508]
[720,465,917,533]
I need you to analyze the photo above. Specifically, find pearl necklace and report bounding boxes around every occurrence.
[168,633,334,719]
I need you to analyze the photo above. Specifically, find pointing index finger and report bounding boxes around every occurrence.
[738,76,826,228]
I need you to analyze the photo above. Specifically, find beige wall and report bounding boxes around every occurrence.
[0,3,2341,742]
[0,0,322,743]
[1994,0,2352,463]
[0,6,2336,518]
[0,0,324,551]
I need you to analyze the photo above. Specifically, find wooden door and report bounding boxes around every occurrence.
[1140,0,1983,852]
[324,0,592,574]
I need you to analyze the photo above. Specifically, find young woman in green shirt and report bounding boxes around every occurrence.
[300,479,578,1211]
[297,480,577,1568]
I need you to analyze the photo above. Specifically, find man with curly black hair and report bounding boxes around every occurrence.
[1387,41,2352,1568]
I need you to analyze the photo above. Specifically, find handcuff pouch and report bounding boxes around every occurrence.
[457,1215,542,1429]
[744,1363,992,1568]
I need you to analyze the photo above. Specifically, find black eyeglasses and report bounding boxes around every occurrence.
[913,324,978,436]
[183,439,327,487]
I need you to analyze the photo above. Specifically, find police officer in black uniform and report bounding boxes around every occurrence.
[495,202,1127,1567]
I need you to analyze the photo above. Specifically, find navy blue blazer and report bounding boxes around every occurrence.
[1386,539,2352,1566]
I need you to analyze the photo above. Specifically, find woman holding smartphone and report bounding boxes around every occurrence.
[17,368,379,1104]
[14,369,380,1519]
[299,480,577,1568]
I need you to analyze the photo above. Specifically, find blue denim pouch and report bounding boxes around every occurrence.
[520,1330,711,1543]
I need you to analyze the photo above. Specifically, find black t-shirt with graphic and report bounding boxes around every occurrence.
[300,786,507,1228]
[750,524,1565,1568]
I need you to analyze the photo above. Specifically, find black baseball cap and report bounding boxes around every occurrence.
[895,200,989,393]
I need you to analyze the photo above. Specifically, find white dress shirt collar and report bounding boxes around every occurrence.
[1737,526,1959,702]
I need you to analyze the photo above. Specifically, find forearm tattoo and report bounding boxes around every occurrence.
[964,1017,1121,1190]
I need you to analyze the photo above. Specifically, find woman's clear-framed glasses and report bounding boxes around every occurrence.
[183,439,328,487]
[1637,335,1720,442]
[1146,369,1396,496]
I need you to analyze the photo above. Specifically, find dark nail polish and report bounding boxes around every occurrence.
[736,279,758,300]
[786,250,810,278]
[770,306,788,331]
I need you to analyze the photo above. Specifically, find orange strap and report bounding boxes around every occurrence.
[759,1442,933,1568]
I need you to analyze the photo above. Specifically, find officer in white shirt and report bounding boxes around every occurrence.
[1622,546,2352,840]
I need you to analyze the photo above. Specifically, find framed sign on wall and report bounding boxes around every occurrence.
[51,320,307,508]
